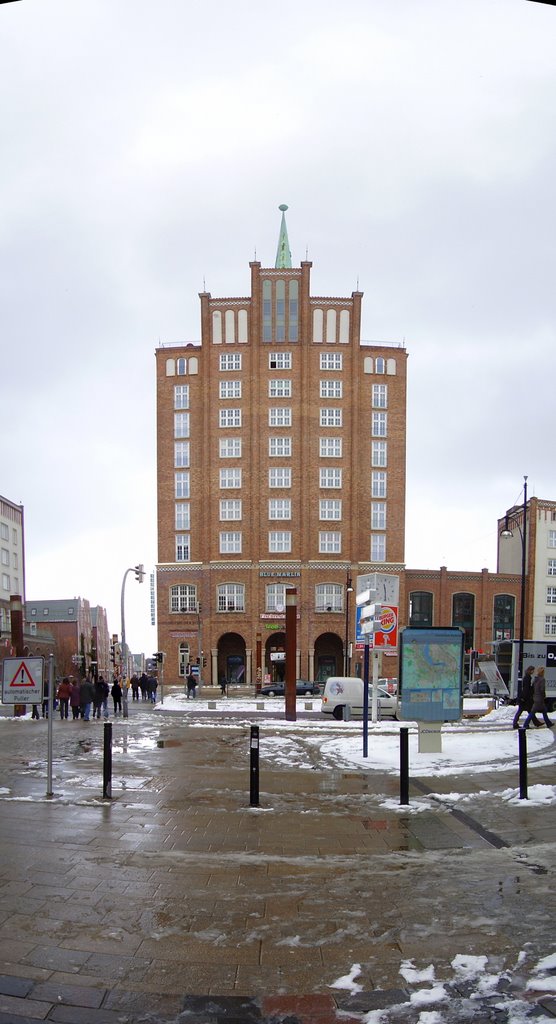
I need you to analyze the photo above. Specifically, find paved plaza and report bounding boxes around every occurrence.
[0,692,555,1023]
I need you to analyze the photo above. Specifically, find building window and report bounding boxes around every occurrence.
[545,615,556,636]
[174,384,190,409]
[372,384,387,408]
[220,532,242,554]
[220,499,242,520]
[2,573,10,591]
[371,535,386,562]
[217,584,245,612]
[289,280,298,342]
[372,441,387,467]
[372,412,387,437]
[1,549,8,566]
[375,357,385,374]
[319,531,341,554]
[320,408,342,427]
[548,560,556,577]
[320,380,342,398]
[409,591,433,627]
[220,353,242,370]
[269,407,292,427]
[371,471,387,498]
[320,353,343,370]
[174,412,190,438]
[170,584,197,613]
[175,472,190,498]
[0,524,8,540]
[219,438,242,458]
[219,408,241,428]
[269,352,292,369]
[175,503,190,530]
[452,593,474,651]
[269,468,291,488]
[316,583,343,612]
[269,437,291,457]
[269,379,291,398]
[269,531,291,553]
[269,498,291,520]
[371,502,386,529]
[174,441,190,467]
[176,357,186,375]
[549,531,556,549]
[266,584,286,612]
[547,587,556,604]
[493,594,515,638]
[219,380,242,399]
[220,468,242,488]
[320,438,342,458]
[320,468,342,488]
[320,499,342,521]
[176,534,190,562]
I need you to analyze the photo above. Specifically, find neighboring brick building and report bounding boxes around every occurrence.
[25,599,111,679]
[156,208,408,685]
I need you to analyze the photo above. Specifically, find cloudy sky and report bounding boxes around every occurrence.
[1,0,555,653]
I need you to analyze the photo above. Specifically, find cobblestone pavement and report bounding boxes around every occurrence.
[0,693,554,1022]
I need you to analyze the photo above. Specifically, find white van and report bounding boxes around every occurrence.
[321,676,398,720]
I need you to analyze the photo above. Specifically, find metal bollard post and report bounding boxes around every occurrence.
[518,728,528,800]
[250,725,259,807]
[103,722,113,800]
[400,727,409,805]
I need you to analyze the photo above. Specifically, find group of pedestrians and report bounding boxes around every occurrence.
[130,673,158,703]
[513,665,554,730]
[32,675,125,722]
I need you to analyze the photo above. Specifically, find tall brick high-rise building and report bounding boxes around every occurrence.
[155,208,408,686]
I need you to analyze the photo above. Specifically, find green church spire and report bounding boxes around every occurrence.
[275,203,292,268]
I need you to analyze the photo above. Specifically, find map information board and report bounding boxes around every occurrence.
[399,627,464,722]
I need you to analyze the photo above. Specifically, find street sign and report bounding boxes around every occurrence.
[1,657,44,704]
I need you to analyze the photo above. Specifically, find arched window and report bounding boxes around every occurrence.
[288,280,298,341]
[179,642,190,677]
[315,583,343,612]
[217,583,245,612]
[225,309,235,344]
[375,357,385,374]
[326,308,337,343]
[170,584,197,613]
[177,357,186,375]
[493,594,515,639]
[188,356,198,375]
[409,591,433,627]
[313,308,324,343]
[386,358,396,375]
[363,356,373,374]
[339,309,350,343]
[238,308,248,343]
[212,310,222,344]
[166,358,176,376]
[452,593,475,651]
[266,583,286,613]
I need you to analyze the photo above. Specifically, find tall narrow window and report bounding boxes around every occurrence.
[275,279,285,341]
[452,593,474,651]
[263,280,272,342]
[289,280,298,341]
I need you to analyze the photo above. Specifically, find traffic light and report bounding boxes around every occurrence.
[202,656,207,668]
[134,564,145,583]
[110,644,116,665]
[153,652,164,664]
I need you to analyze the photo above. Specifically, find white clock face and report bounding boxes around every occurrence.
[376,574,399,604]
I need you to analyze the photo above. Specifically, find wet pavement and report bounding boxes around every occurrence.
[0,690,555,1022]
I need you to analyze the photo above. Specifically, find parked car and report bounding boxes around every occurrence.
[259,680,321,697]
[321,676,398,720]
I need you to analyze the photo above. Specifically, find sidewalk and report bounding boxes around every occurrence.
[0,699,554,1023]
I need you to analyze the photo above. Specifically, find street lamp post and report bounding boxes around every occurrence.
[500,475,528,687]
[120,564,145,718]
[344,573,353,676]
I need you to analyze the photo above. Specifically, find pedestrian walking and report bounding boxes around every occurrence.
[99,675,110,718]
[56,677,72,720]
[131,675,140,701]
[186,670,196,699]
[149,676,158,704]
[522,667,555,729]
[69,677,81,719]
[31,703,40,720]
[79,676,94,721]
[42,678,50,718]
[92,678,105,719]
[140,672,148,701]
[513,664,534,729]
[111,679,123,716]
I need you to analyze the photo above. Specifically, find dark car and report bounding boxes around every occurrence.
[259,680,320,697]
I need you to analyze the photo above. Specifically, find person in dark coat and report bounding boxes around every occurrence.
[56,677,72,720]
[79,676,94,721]
[186,671,196,699]
[111,679,123,716]
[131,674,140,701]
[513,664,534,729]
[522,667,554,729]
[69,677,81,719]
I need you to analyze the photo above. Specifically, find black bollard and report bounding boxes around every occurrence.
[518,727,528,800]
[250,725,259,807]
[400,727,409,805]
[103,722,112,800]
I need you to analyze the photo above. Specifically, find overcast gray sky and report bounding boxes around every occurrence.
[1,0,555,653]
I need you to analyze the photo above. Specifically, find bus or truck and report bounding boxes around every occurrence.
[510,640,556,711]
